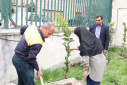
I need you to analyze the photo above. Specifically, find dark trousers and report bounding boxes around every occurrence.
[12,56,35,85]
[87,75,100,85]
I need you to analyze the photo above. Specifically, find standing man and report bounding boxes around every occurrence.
[12,22,55,85]
[89,15,110,53]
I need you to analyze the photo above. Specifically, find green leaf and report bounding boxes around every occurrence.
[62,38,69,41]
[70,38,74,42]
[122,22,126,26]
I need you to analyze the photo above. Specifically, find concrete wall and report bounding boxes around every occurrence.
[0,29,21,85]
[0,28,81,85]
[111,0,127,46]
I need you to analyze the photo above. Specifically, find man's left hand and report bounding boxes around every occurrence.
[104,50,108,53]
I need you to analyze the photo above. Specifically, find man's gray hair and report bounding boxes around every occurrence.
[42,22,55,30]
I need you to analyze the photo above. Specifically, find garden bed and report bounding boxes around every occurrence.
[35,46,127,85]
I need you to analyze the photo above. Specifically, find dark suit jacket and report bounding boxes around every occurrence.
[89,23,110,50]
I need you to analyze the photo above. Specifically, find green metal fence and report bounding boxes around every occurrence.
[0,0,112,29]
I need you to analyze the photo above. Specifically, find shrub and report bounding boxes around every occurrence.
[28,1,36,12]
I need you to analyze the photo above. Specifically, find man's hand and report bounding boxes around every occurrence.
[83,68,88,78]
[37,70,43,78]
[104,50,108,53]
[68,48,73,51]
[68,47,78,51]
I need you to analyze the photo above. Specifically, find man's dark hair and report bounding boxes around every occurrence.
[96,15,103,20]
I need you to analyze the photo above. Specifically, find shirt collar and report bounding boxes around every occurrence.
[37,27,45,42]
[96,23,102,27]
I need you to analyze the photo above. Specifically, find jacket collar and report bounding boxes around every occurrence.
[37,27,45,42]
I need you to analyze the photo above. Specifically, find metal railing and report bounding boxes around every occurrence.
[0,0,112,29]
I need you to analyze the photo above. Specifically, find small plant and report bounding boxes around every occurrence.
[109,46,118,52]
[28,1,36,12]
[106,22,115,64]
[54,12,74,79]
[108,22,115,47]
[122,22,127,51]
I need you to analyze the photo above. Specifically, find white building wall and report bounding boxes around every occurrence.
[111,0,127,46]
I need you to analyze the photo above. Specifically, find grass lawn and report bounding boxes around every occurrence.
[35,47,127,85]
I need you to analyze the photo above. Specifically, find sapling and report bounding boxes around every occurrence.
[54,12,74,79]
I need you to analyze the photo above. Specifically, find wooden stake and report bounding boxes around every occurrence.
[40,76,44,85]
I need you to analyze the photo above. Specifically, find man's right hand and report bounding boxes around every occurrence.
[37,70,43,78]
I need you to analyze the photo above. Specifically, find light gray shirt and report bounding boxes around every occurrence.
[95,25,101,39]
